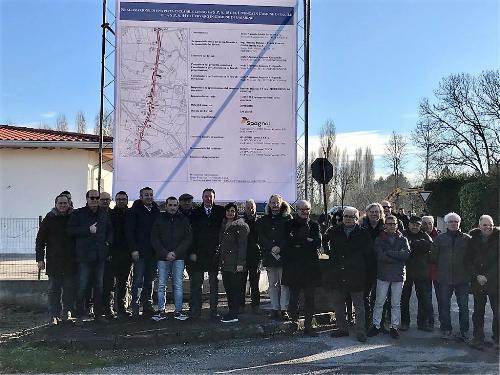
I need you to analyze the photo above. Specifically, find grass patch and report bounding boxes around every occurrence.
[0,344,126,373]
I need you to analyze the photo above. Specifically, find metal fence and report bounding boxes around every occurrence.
[0,217,46,280]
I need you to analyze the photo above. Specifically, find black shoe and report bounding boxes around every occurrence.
[142,307,156,318]
[116,309,131,319]
[357,332,367,342]
[221,314,239,323]
[399,322,409,331]
[304,327,318,337]
[367,326,380,337]
[417,324,434,332]
[270,310,280,320]
[210,312,220,321]
[95,315,110,324]
[251,306,260,315]
[390,328,400,339]
[330,329,349,338]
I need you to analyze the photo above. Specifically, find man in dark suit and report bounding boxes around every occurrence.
[188,188,225,319]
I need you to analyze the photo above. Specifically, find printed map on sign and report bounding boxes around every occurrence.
[119,26,188,158]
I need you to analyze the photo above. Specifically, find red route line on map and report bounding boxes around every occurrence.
[137,29,162,154]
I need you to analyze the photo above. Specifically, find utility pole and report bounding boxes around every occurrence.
[303,0,311,199]
[98,0,115,193]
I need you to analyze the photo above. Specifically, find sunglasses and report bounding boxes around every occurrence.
[88,196,99,200]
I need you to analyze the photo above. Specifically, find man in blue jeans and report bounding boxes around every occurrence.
[68,189,113,326]
[151,196,192,321]
[432,212,471,340]
[127,187,160,318]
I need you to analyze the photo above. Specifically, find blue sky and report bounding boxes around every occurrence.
[1,0,498,178]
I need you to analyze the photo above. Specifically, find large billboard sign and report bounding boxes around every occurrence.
[114,0,297,202]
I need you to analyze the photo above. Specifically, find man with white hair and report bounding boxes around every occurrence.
[325,206,372,342]
[432,212,471,340]
[465,215,499,349]
[281,200,322,336]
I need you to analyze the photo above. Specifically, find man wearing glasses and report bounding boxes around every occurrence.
[432,212,471,340]
[380,200,405,230]
[325,206,372,342]
[68,189,113,325]
[368,215,410,339]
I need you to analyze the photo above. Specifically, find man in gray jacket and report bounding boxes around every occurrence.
[432,212,471,340]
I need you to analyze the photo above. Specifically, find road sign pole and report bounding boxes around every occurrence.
[322,181,328,228]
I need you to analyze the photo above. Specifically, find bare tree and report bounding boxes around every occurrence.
[94,110,113,136]
[363,147,375,187]
[335,150,357,208]
[384,131,407,191]
[297,158,306,200]
[411,117,444,181]
[76,111,87,134]
[318,119,338,206]
[39,122,52,130]
[56,114,68,132]
[419,72,499,175]
[319,119,336,159]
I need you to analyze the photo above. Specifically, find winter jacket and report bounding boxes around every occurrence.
[244,214,262,268]
[189,204,226,272]
[281,217,322,288]
[374,231,410,282]
[35,210,76,275]
[402,229,433,281]
[219,218,249,273]
[432,230,471,285]
[151,211,192,261]
[67,205,113,263]
[464,227,499,295]
[427,227,440,280]
[109,206,131,264]
[126,200,160,260]
[360,216,384,284]
[324,224,373,292]
[257,201,292,268]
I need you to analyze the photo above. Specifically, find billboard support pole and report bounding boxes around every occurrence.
[98,0,107,193]
[303,0,310,200]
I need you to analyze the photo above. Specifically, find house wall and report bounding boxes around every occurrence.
[0,148,114,253]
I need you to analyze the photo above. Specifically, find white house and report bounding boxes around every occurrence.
[0,125,113,253]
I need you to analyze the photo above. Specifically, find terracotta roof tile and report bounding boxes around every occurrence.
[0,125,113,142]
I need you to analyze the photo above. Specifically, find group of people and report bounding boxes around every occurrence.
[35,189,498,349]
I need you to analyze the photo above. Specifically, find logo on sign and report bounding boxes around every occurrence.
[240,117,270,127]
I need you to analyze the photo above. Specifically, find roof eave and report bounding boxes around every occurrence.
[0,140,113,149]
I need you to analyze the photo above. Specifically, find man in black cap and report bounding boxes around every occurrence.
[400,215,434,331]
[178,193,194,218]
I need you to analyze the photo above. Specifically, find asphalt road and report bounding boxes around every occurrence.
[77,287,498,374]
[92,322,498,374]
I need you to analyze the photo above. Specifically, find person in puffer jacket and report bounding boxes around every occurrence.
[368,215,410,339]
[151,196,192,322]
[218,203,249,323]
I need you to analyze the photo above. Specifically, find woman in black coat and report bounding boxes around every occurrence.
[281,200,321,336]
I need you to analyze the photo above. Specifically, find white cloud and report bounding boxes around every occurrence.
[298,130,392,160]
[40,111,56,118]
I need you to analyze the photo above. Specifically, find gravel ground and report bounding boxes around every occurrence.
[89,328,499,374]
